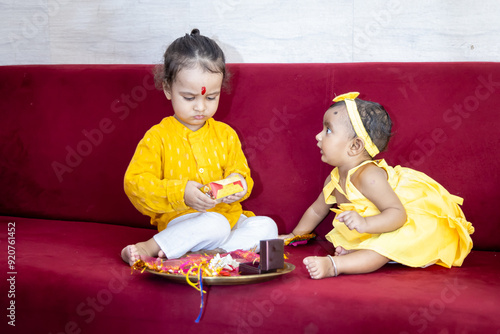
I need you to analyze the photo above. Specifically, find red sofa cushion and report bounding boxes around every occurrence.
[1,63,500,333]
[1,63,499,250]
[5,215,500,333]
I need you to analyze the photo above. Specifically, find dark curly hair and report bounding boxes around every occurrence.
[154,29,227,90]
[334,98,393,156]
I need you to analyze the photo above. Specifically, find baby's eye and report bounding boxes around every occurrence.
[206,96,216,101]
[183,96,195,101]
[326,127,332,134]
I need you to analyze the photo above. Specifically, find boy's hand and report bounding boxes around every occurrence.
[184,181,216,212]
[337,210,368,233]
[220,174,248,204]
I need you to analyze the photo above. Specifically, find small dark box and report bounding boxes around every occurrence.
[239,239,284,275]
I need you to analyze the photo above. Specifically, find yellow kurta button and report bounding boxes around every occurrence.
[199,168,204,173]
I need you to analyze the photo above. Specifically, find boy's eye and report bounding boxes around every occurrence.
[206,95,219,101]
[183,96,195,101]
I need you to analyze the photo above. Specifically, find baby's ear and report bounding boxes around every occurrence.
[349,137,366,156]
[162,82,172,100]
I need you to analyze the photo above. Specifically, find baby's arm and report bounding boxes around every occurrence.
[279,176,333,239]
[339,164,407,234]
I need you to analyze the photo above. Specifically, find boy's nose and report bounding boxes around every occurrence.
[194,99,206,111]
[315,132,322,142]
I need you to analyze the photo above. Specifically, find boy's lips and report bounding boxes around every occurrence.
[193,115,205,120]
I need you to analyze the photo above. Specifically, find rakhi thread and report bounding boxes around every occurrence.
[130,251,262,323]
[284,233,316,246]
[185,262,207,323]
[195,269,204,323]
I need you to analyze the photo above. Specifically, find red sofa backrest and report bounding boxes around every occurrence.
[1,63,499,250]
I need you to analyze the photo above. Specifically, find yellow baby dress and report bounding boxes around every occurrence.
[325,159,474,268]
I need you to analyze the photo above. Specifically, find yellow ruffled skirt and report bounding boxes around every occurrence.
[325,160,474,268]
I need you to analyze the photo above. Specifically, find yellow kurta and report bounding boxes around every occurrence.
[124,116,254,231]
[325,159,474,268]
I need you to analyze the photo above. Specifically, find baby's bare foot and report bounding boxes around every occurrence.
[303,256,337,279]
[121,245,141,266]
[335,246,353,256]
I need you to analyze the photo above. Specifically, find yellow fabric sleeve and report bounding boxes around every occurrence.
[123,117,254,230]
[124,128,190,216]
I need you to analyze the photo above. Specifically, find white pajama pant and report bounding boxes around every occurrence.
[153,212,278,259]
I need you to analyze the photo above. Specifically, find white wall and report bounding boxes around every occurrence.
[1,0,499,65]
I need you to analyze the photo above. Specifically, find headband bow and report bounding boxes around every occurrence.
[332,92,380,157]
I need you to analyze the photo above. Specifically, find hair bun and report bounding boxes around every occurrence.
[190,28,200,36]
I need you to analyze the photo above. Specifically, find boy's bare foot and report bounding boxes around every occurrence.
[121,245,141,266]
[303,256,338,279]
[335,246,353,256]
[121,238,161,265]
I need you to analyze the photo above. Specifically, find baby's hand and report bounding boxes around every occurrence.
[337,211,368,233]
[278,233,294,240]
[220,174,248,204]
[184,181,216,212]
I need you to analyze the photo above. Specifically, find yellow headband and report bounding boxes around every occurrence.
[332,92,380,157]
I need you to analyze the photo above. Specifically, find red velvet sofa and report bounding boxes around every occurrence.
[1,63,499,334]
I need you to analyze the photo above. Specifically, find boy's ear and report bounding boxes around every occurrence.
[162,82,172,100]
[348,137,366,156]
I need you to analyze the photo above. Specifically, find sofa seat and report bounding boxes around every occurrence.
[4,215,500,333]
[1,63,499,333]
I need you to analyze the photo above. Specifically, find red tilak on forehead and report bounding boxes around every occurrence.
[201,86,206,95]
